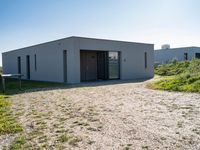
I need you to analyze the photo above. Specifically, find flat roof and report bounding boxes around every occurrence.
[3,36,154,54]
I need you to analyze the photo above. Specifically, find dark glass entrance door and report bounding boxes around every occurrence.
[97,51,108,80]
[108,52,120,79]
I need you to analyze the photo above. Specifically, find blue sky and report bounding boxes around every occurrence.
[0,0,200,65]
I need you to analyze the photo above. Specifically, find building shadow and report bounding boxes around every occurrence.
[0,78,152,96]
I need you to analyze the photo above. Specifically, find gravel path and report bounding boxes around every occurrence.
[1,79,200,150]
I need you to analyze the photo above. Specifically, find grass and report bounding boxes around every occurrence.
[9,136,26,150]
[0,95,23,135]
[0,78,64,95]
[58,134,82,146]
[149,59,200,93]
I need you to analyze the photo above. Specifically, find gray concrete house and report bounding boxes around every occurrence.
[2,36,154,83]
[155,47,200,64]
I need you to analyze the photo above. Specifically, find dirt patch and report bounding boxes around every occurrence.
[1,79,200,149]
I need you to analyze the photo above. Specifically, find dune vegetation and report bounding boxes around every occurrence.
[149,59,200,93]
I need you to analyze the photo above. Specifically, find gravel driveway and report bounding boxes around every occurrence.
[1,79,200,150]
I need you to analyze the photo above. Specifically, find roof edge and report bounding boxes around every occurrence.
[70,36,154,45]
[155,46,200,51]
[2,36,154,54]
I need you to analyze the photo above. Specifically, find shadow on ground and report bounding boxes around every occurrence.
[0,78,151,95]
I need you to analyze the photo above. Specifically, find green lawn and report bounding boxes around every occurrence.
[149,59,200,93]
[0,78,64,95]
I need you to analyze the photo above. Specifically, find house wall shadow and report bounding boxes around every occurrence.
[1,78,152,96]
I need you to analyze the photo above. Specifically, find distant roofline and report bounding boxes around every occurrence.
[2,36,154,54]
[155,46,200,51]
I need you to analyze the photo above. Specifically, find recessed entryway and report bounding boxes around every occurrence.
[80,50,120,82]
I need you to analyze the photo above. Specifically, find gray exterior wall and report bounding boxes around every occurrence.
[2,37,154,83]
[155,47,200,64]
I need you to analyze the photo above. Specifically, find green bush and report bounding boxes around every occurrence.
[155,61,190,76]
[150,59,200,93]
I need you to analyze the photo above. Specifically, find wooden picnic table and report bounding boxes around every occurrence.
[1,74,23,93]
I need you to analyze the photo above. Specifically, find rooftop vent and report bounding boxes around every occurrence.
[161,44,170,49]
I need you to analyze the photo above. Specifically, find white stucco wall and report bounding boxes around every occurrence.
[2,37,154,83]
[155,47,200,64]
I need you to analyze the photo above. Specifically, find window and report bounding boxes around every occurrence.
[144,52,147,69]
[63,50,67,82]
[34,54,37,71]
[184,53,188,60]
[196,53,200,59]
[17,56,21,74]
[108,52,120,79]
[26,55,30,79]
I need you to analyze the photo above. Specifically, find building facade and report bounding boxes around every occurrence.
[2,36,154,83]
[155,47,200,64]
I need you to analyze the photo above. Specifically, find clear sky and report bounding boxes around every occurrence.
[0,0,200,66]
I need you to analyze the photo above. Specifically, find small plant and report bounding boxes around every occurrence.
[58,134,82,146]
[68,136,82,146]
[160,137,166,140]
[123,144,132,150]
[141,145,149,149]
[177,121,183,128]
[87,140,95,145]
[9,136,26,150]
[58,134,71,143]
[87,127,97,131]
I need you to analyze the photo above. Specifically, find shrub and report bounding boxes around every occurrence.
[150,59,200,93]
[155,61,190,76]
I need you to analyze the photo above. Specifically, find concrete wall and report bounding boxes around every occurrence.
[2,37,154,83]
[155,47,200,64]
[2,38,74,82]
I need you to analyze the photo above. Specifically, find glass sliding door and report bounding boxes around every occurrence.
[108,52,120,79]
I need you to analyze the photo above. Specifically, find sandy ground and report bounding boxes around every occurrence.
[1,79,200,150]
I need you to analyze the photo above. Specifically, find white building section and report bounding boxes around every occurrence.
[155,47,200,64]
[2,36,154,83]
